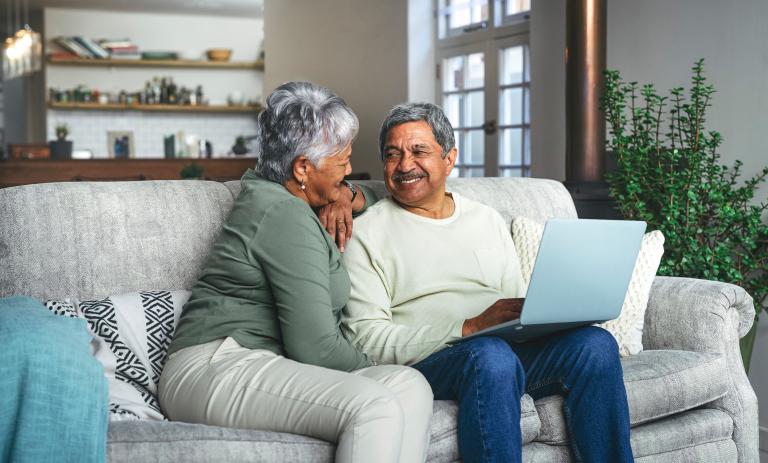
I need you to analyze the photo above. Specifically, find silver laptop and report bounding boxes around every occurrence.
[453,218,646,344]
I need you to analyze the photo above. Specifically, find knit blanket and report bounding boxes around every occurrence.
[0,296,108,463]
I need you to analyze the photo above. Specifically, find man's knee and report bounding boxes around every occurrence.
[576,327,621,372]
[463,337,524,386]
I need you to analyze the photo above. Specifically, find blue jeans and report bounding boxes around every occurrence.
[413,326,633,463]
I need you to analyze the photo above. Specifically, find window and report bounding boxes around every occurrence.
[498,44,530,177]
[443,52,486,177]
[438,0,489,39]
[436,0,531,178]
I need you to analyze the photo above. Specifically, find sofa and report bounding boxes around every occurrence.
[0,176,758,462]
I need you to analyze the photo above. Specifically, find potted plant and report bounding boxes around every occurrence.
[231,135,248,155]
[180,162,204,180]
[50,123,73,159]
[601,60,768,370]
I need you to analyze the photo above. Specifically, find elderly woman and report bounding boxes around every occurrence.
[159,82,433,463]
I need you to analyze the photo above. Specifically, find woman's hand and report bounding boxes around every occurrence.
[462,298,524,336]
[318,196,354,252]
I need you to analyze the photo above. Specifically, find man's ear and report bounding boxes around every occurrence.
[443,147,457,175]
[291,155,313,185]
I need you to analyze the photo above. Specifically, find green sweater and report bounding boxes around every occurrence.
[168,170,373,372]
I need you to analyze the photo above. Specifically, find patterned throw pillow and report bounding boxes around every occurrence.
[44,290,190,421]
[511,217,665,357]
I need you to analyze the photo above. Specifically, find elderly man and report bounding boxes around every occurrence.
[342,103,634,463]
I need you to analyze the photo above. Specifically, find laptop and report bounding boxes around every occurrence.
[451,218,646,344]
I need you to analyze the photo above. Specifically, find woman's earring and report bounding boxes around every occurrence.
[300,180,306,190]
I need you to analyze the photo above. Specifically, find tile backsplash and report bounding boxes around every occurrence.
[48,109,258,158]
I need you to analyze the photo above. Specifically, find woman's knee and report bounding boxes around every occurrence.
[364,366,432,420]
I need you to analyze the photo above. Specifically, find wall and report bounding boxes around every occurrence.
[44,8,263,157]
[264,0,409,179]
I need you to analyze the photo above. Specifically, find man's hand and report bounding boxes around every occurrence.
[318,196,354,252]
[462,298,524,337]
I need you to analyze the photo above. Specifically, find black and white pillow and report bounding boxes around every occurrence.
[45,290,190,421]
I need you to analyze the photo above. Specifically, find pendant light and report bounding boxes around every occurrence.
[3,0,42,80]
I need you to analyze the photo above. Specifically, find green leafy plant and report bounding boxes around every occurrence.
[180,163,204,179]
[55,123,69,141]
[602,59,768,370]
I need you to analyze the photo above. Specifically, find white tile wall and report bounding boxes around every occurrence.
[47,109,258,158]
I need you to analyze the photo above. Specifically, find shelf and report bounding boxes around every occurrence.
[48,101,263,114]
[0,158,257,188]
[47,56,264,70]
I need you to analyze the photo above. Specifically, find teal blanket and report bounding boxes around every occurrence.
[0,296,108,463]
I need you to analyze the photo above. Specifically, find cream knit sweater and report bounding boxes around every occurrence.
[342,193,525,365]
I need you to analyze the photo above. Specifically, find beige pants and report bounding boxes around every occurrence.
[159,338,433,463]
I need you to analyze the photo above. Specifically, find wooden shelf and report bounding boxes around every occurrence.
[48,101,262,114]
[0,158,256,188]
[47,56,264,70]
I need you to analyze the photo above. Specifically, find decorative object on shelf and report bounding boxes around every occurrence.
[142,51,178,61]
[72,150,93,160]
[49,77,211,108]
[602,59,768,371]
[231,136,249,155]
[9,143,49,159]
[179,163,204,179]
[3,0,42,80]
[206,48,232,62]
[107,131,135,159]
[50,123,73,159]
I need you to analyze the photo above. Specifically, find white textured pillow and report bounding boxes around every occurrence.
[511,217,664,357]
[45,290,190,421]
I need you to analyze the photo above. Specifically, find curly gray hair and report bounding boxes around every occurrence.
[253,82,359,184]
[378,102,455,161]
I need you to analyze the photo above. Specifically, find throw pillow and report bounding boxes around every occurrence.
[44,290,190,421]
[511,217,665,357]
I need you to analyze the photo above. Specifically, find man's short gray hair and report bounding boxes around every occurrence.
[378,102,455,161]
[254,82,359,184]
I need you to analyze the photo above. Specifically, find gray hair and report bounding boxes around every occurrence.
[253,82,359,184]
[378,102,455,161]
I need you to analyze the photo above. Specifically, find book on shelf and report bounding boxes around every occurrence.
[48,51,78,60]
[53,36,93,58]
[72,36,110,59]
[98,39,134,49]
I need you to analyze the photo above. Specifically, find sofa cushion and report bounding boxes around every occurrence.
[512,216,665,357]
[107,398,540,463]
[630,408,734,459]
[534,350,727,443]
[430,395,540,453]
[107,420,335,463]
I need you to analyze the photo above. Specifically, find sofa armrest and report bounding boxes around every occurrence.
[642,276,758,463]
[643,276,755,352]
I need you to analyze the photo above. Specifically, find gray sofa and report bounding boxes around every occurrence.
[0,177,758,462]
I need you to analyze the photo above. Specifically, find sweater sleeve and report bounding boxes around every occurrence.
[250,203,371,372]
[342,233,464,366]
[353,183,380,216]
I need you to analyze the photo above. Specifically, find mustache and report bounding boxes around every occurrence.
[392,170,427,182]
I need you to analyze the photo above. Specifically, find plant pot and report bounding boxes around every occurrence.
[49,140,73,160]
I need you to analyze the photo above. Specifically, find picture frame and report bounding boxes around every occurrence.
[107,131,135,159]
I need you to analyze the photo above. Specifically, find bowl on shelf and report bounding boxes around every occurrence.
[206,48,232,62]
